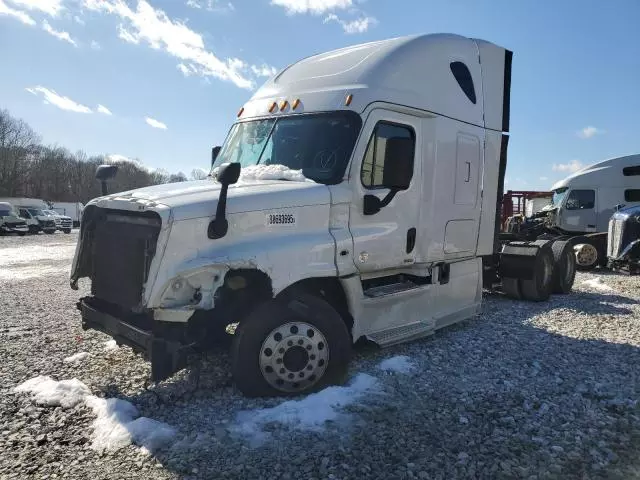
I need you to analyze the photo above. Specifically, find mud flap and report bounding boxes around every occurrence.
[150,338,190,383]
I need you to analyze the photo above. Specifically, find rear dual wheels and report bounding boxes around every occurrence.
[502,239,575,301]
[231,293,351,397]
[550,240,576,294]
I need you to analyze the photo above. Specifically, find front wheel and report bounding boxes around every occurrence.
[231,293,351,397]
[63,229,71,234]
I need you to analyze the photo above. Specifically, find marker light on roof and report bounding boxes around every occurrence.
[279,100,288,111]
[268,101,277,113]
[345,94,353,106]
[237,107,244,118]
[292,98,300,110]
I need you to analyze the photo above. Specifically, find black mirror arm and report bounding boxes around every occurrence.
[363,188,400,216]
[379,188,400,208]
[207,183,230,239]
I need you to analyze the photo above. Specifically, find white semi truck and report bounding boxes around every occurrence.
[507,155,640,270]
[70,33,577,397]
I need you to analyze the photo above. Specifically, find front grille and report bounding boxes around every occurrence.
[60,219,72,228]
[91,210,162,310]
[41,219,55,228]
[608,217,625,258]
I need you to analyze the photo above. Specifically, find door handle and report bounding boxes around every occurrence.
[465,162,471,182]
[406,227,416,254]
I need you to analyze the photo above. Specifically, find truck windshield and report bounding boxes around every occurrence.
[212,111,362,185]
[552,188,568,207]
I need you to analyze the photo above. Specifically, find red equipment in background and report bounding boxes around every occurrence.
[501,190,552,230]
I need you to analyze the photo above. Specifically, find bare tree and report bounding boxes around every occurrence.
[0,108,196,203]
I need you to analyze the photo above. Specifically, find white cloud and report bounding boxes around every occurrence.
[539,176,548,181]
[324,13,376,33]
[83,0,259,89]
[250,64,278,78]
[90,40,100,49]
[73,14,84,24]
[7,0,63,16]
[577,126,602,139]
[145,117,167,130]
[186,0,233,12]
[271,0,352,15]
[42,20,77,46]
[97,104,112,115]
[0,0,36,25]
[552,159,584,173]
[26,86,92,113]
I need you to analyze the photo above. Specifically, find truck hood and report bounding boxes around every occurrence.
[98,178,331,221]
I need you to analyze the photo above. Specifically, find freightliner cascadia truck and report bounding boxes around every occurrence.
[70,33,577,397]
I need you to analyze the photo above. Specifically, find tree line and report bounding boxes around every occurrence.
[0,108,207,204]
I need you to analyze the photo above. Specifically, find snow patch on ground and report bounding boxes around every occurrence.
[582,277,614,292]
[212,164,315,183]
[0,243,75,280]
[377,355,416,374]
[13,375,90,409]
[63,352,90,363]
[0,264,71,280]
[229,373,379,446]
[0,244,77,266]
[14,376,176,453]
[103,340,119,351]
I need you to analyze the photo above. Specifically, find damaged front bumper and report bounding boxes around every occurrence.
[77,297,195,382]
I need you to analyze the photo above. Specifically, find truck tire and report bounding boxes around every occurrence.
[501,277,522,300]
[520,245,554,302]
[231,293,351,397]
[18,232,26,236]
[572,236,599,271]
[63,229,72,234]
[550,240,576,294]
[44,230,55,234]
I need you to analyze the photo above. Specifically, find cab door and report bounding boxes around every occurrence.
[562,188,597,232]
[348,109,422,274]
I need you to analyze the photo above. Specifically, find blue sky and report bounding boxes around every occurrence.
[1,0,639,189]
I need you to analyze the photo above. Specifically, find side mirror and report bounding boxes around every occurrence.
[211,146,221,167]
[214,162,241,185]
[382,137,414,190]
[208,162,241,240]
[363,137,414,216]
[95,164,119,195]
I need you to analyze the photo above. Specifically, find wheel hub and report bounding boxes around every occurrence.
[260,322,329,393]
[574,243,597,266]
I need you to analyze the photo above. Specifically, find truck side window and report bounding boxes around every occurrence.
[565,189,595,210]
[623,165,640,176]
[361,122,415,189]
[450,61,477,104]
[625,189,640,202]
[19,209,30,219]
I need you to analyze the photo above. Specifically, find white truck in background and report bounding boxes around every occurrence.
[51,202,83,228]
[0,202,28,236]
[508,155,640,270]
[0,197,57,234]
[71,33,578,398]
[42,209,73,234]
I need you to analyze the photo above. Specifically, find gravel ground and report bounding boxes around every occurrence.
[2,232,640,479]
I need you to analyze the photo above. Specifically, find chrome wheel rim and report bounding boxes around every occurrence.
[259,322,329,393]
[575,243,597,267]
